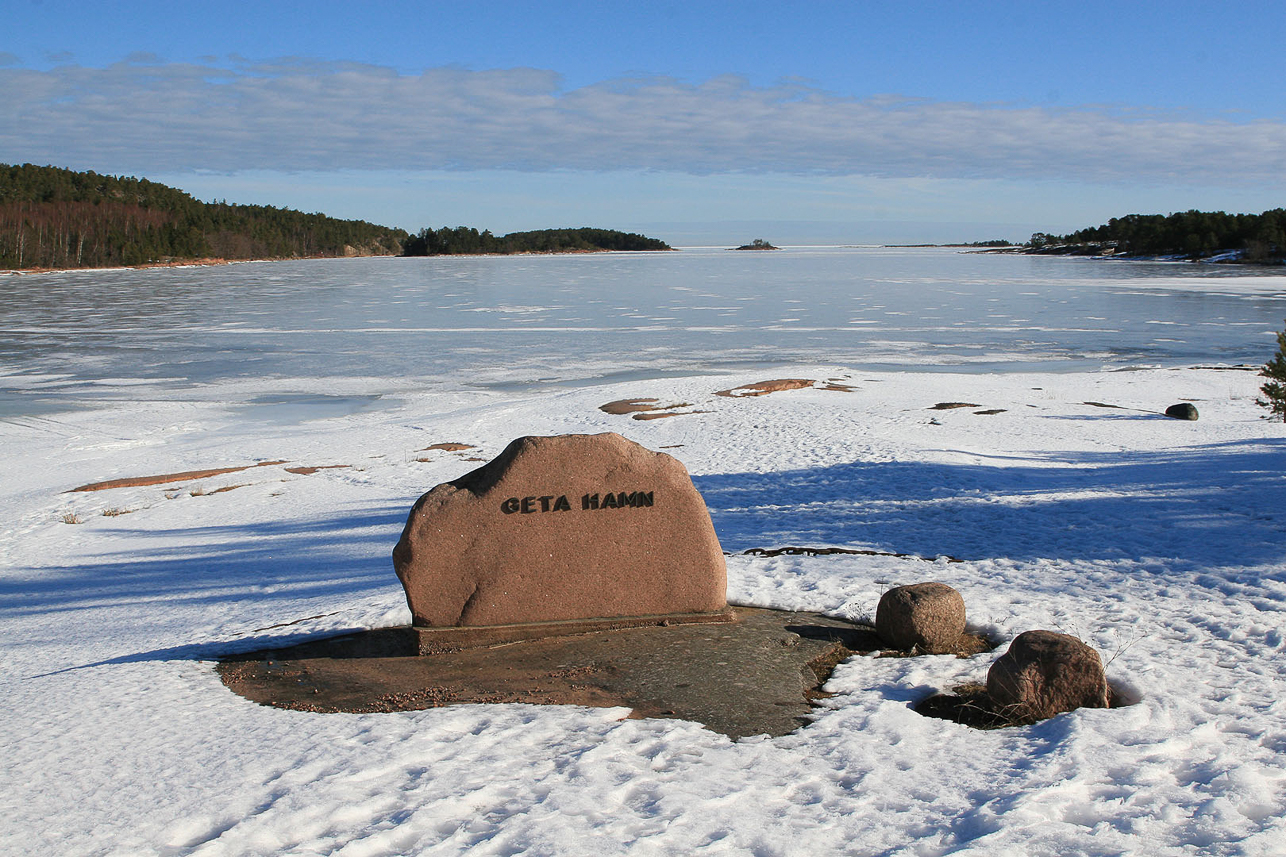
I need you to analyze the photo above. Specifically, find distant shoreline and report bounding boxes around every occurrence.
[2,257,243,276]
[0,247,661,276]
[980,246,1284,267]
[882,242,1284,267]
[882,243,1016,249]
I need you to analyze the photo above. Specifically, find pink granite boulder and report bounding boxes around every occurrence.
[987,630,1110,722]
[393,433,728,627]
[875,582,966,653]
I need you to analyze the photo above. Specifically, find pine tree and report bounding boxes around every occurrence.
[1257,321,1286,420]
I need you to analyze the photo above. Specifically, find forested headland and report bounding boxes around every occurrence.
[1027,209,1286,263]
[1,164,408,270]
[1,164,672,271]
[401,226,670,255]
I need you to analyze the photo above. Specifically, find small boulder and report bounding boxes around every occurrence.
[987,630,1109,722]
[1165,403,1199,420]
[875,582,966,653]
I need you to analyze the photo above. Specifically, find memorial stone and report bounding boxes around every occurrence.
[393,433,728,627]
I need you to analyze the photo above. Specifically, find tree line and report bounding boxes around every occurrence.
[1,164,672,271]
[0,164,407,270]
[401,225,670,256]
[1029,209,1286,263]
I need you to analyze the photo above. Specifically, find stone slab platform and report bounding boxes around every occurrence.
[217,607,881,739]
[410,609,737,653]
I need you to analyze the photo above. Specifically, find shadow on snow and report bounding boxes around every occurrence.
[696,438,1286,570]
[10,438,1286,672]
[2,505,409,619]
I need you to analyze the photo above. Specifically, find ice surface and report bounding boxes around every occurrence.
[4,248,1285,418]
[3,362,1285,855]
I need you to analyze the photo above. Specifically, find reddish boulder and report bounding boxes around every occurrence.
[393,433,728,627]
[987,630,1110,722]
[875,582,966,653]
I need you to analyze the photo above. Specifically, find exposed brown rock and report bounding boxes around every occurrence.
[743,545,963,563]
[599,399,696,418]
[393,433,728,627]
[218,607,861,739]
[600,398,663,415]
[715,379,816,397]
[69,461,289,492]
[283,465,351,475]
[875,582,966,653]
[421,442,476,451]
[929,402,980,410]
[598,397,701,420]
[987,630,1109,722]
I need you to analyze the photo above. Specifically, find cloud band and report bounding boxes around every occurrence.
[2,59,1283,184]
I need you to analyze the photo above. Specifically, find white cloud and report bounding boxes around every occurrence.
[2,60,1283,187]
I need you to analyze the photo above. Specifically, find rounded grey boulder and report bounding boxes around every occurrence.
[875,582,966,653]
[1165,403,1199,420]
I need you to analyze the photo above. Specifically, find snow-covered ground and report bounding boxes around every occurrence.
[2,366,1284,856]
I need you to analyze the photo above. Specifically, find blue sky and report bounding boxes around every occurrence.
[4,1,1284,244]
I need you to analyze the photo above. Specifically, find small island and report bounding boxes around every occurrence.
[732,238,778,251]
[401,226,670,256]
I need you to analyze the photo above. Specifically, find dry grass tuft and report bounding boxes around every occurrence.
[914,682,1022,729]
[60,511,83,524]
[915,680,1132,729]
